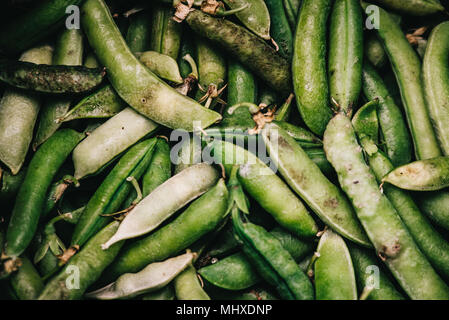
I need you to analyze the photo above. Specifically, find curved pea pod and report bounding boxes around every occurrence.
[328,0,363,115]
[362,62,412,167]
[5,129,84,259]
[262,122,370,247]
[86,252,193,300]
[101,178,229,282]
[81,0,221,131]
[71,138,158,248]
[0,59,104,94]
[142,138,172,197]
[323,113,449,300]
[10,257,44,300]
[185,9,291,95]
[351,100,379,143]
[198,227,313,291]
[292,0,333,136]
[126,10,152,54]
[102,163,220,249]
[265,0,293,60]
[423,21,449,156]
[348,244,405,300]
[0,45,53,175]
[382,157,449,191]
[368,0,444,16]
[33,29,84,149]
[38,221,124,300]
[59,85,125,123]
[136,51,183,84]
[72,108,158,179]
[365,33,387,69]
[149,5,182,59]
[273,121,322,149]
[174,264,210,300]
[232,210,314,300]
[0,168,25,202]
[222,0,271,40]
[210,140,318,239]
[314,229,358,300]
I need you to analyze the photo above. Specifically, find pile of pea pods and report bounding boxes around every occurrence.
[1,0,449,301]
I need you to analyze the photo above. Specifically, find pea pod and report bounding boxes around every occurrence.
[72,108,158,179]
[314,229,358,300]
[126,10,152,53]
[174,264,210,300]
[348,244,405,300]
[81,0,221,131]
[364,33,387,69]
[382,157,449,191]
[328,0,363,115]
[137,51,183,84]
[5,129,84,259]
[265,0,293,60]
[33,29,84,149]
[102,163,219,249]
[323,112,449,300]
[38,221,124,300]
[364,2,441,160]
[0,0,84,55]
[0,168,25,202]
[142,138,172,197]
[210,140,318,239]
[101,178,229,283]
[262,122,370,246]
[283,0,300,30]
[71,138,158,248]
[141,285,175,300]
[0,45,53,175]
[87,252,194,300]
[423,21,449,156]
[368,0,444,16]
[10,257,44,300]
[417,192,449,230]
[303,148,335,179]
[292,0,333,136]
[149,5,183,59]
[232,209,314,300]
[185,9,291,94]
[361,61,412,166]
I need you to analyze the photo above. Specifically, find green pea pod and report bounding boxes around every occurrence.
[283,0,300,30]
[368,0,444,16]
[273,121,322,148]
[314,229,358,300]
[0,0,84,55]
[10,257,44,300]
[33,29,84,149]
[185,9,291,95]
[232,210,314,300]
[351,100,379,144]
[86,252,193,300]
[258,84,279,106]
[101,178,229,283]
[174,264,210,300]
[141,285,175,300]
[198,227,313,291]
[72,108,158,179]
[303,148,335,179]
[323,112,449,300]
[0,45,53,175]
[364,33,387,69]
[142,138,172,197]
[137,51,183,84]
[71,138,157,248]
[84,52,100,68]
[60,85,125,123]
[423,22,449,156]
[362,61,412,166]
[382,157,449,191]
[102,163,219,249]
[265,0,293,60]
[178,32,196,79]
[222,0,271,40]
[126,10,152,53]
[149,5,183,59]
[274,93,294,122]
[0,168,25,202]
[418,192,449,230]
[348,244,405,300]
[82,0,221,131]
[210,140,318,239]
[173,136,202,175]
[6,129,84,258]
[292,0,333,136]
[262,122,370,246]
[328,0,363,115]
[363,2,441,160]
[38,221,124,300]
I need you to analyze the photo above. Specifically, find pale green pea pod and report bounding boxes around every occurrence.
[0,45,53,174]
[86,251,194,300]
[382,157,449,191]
[174,265,210,300]
[136,51,183,84]
[149,5,183,59]
[72,108,158,179]
[141,285,175,300]
[174,136,202,174]
[102,163,219,248]
[314,229,358,300]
